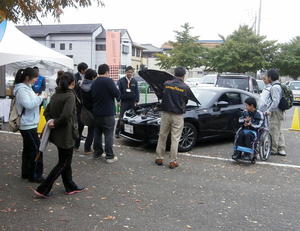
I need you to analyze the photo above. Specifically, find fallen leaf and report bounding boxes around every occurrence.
[104,215,116,220]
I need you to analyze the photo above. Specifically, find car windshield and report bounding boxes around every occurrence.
[217,77,248,91]
[187,89,217,107]
[186,78,200,83]
[290,82,300,90]
[199,75,216,84]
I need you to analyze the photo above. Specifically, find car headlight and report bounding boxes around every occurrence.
[147,118,161,125]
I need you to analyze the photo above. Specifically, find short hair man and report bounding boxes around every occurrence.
[32,67,46,95]
[155,67,191,169]
[91,64,120,163]
[115,66,139,138]
[266,69,286,156]
[74,62,88,152]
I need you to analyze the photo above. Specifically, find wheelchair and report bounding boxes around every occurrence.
[232,115,272,164]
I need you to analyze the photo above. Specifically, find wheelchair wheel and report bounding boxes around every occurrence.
[259,132,272,161]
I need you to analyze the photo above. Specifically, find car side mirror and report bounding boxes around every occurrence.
[216,101,229,108]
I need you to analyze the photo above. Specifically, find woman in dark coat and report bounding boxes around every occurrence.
[80,68,97,154]
[34,72,84,198]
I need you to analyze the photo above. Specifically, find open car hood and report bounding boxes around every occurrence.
[138,69,200,104]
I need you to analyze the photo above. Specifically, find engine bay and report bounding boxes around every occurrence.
[124,103,161,120]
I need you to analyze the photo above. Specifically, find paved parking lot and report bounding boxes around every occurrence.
[0,101,300,230]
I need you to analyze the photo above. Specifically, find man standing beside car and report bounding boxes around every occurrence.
[115,66,139,138]
[155,67,191,169]
[266,69,287,156]
[91,64,120,163]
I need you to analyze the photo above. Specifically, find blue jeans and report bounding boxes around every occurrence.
[20,128,43,180]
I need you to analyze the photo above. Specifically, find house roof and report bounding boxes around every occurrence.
[16,24,103,37]
[141,44,163,53]
[132,42,145,49]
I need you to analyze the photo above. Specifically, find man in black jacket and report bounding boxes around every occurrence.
[74,62,88,152]
[91,64,120,163]
[155,67,191,169]
[115,66,139,138]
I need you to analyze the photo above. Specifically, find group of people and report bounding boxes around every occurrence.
[13,63,142,198]
[12,63,287,198]
[233,69,287,160]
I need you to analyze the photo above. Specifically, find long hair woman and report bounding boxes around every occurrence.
[34,72,84,198]
[14,67,46,183]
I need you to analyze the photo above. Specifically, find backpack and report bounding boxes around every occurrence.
[273,83,294,111]
[8,92,24,132]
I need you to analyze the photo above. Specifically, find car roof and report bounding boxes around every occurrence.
[218,74,250,79]
[191,86,254,94]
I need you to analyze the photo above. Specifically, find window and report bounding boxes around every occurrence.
[136,49,141,57]
[60,43,65,50]
[218,92,241,105]
[132,47,136,56]
[66,55,73,58]
[95,44,106,51]
[50,43,55,48]
[69,43,72,50]
[122,45,129,54]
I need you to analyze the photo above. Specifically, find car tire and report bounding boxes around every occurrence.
[178,122,197,152]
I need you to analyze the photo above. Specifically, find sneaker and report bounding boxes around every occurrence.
[101,153,106,158]
[169,161,179,169]
[278,150,287,156]
[33,190,49,199]
[65,187,85,195]
[270,152,277,155]
[106,156,118,163]
[155,159,163,166]
[93,153,101,159]
[84,151,93,155]
[115,134,120,139]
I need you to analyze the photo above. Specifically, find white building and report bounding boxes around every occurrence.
[17,24,133,72]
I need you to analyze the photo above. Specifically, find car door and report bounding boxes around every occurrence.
[206,92,243,136]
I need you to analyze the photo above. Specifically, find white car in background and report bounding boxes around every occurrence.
[288,81,300,104]
[185,78,203,88]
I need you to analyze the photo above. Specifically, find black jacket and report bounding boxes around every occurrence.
[238,109,264,131]
[117,77,139,103]
[161,78,191,114]
[80,79,93,111]
[91,77,120,117]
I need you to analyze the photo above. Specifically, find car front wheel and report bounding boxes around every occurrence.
[178,122,197,152]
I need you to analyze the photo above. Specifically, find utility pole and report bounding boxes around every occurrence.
[257,0,262,35]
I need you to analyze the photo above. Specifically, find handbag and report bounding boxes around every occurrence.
[8,91,24,132]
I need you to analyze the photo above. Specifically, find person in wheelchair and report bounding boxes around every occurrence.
[232,97,264,160]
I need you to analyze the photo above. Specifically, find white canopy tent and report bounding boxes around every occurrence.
[0,21,74,69]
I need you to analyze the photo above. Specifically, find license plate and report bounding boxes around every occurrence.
[295,97,300,101]
[124,124,134,134]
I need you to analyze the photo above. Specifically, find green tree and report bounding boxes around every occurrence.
[275,37,300,79]
[208,25,278,73]
[156,23,207,70]
[0,0,104,23]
